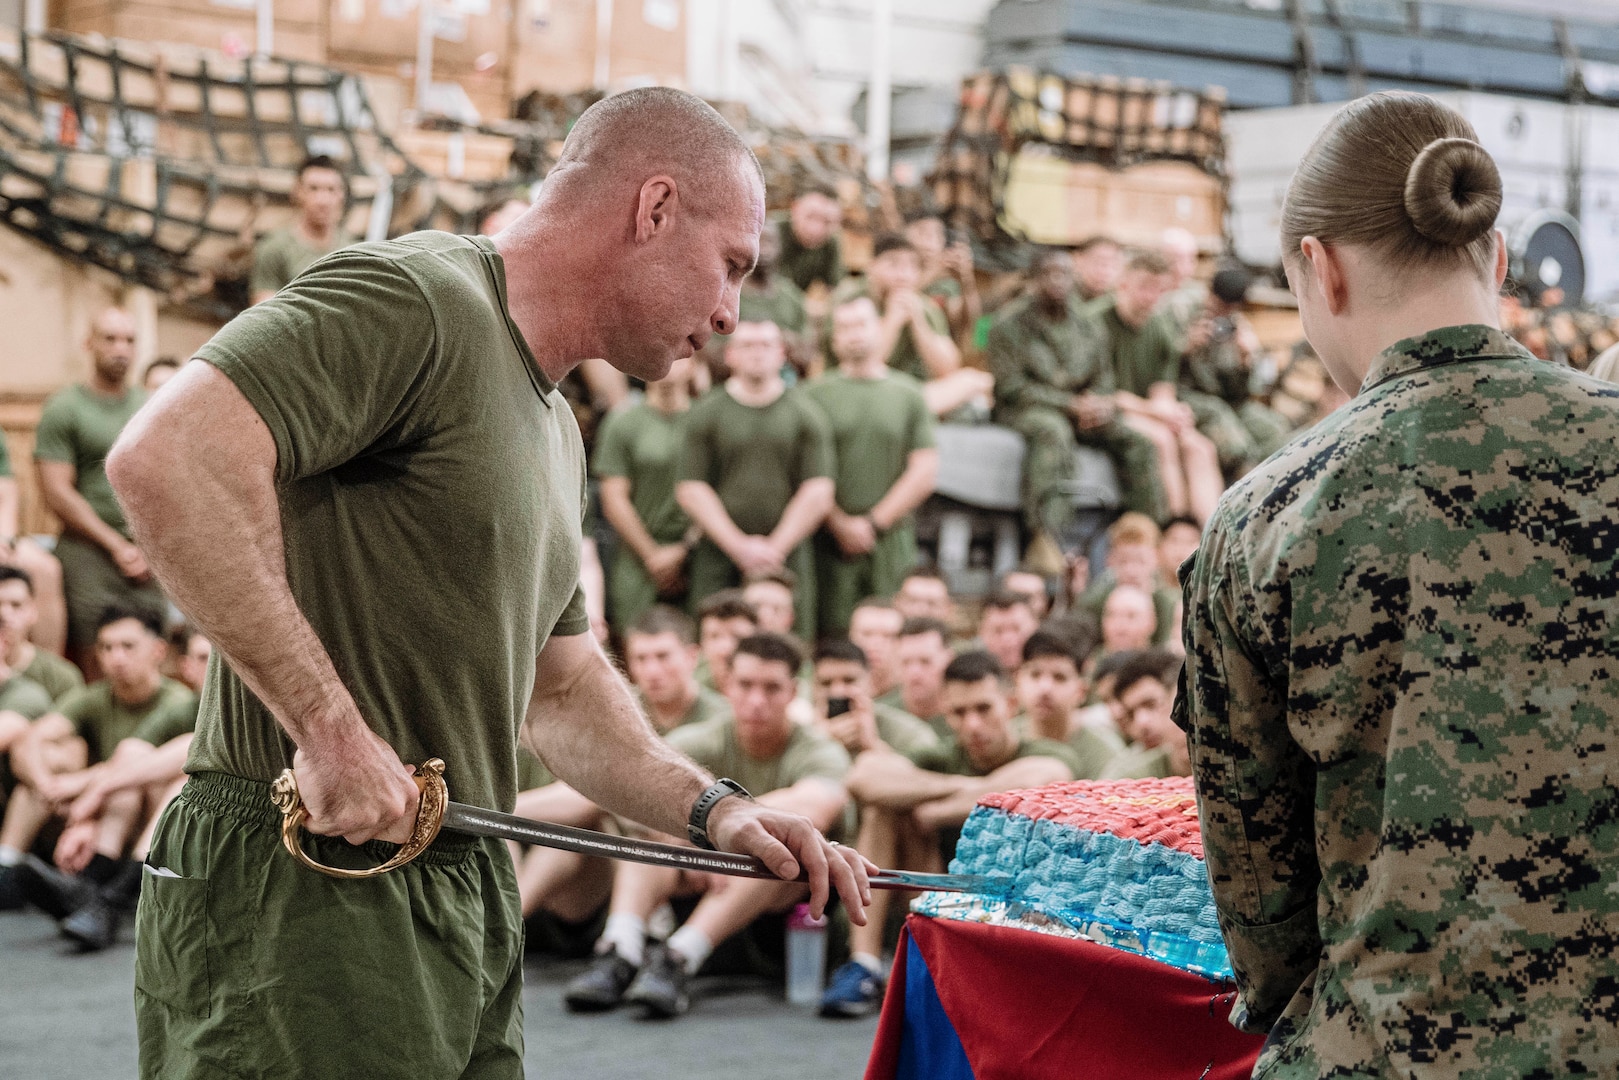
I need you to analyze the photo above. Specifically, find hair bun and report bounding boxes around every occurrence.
[1403,137,1502,248]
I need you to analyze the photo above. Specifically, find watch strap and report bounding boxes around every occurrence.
[687,778,753,850]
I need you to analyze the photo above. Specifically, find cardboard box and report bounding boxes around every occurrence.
[54,0,326,63]
[511,0,684,98]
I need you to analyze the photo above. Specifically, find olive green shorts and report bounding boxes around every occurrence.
[135,772,524,1080]
[55,533,168,649]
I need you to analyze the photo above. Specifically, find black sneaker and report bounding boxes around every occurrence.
[625,942,692,1019]
[562,950,639,1012]
[0,864,24,911]
[14,856,95,921]
[61,895,119,952]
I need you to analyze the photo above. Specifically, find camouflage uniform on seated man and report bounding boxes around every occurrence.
[987,249,1166,545]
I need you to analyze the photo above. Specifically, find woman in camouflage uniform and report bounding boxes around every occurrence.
[1177,91,1619,1079]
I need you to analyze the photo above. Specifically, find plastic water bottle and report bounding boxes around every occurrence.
[784,903,827,1005]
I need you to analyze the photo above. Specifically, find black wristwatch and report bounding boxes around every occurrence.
[687,778,753,850]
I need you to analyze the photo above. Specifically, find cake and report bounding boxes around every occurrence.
[913,777,1232,979]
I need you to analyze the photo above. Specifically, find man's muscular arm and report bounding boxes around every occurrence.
[106,362,420,845]
[525,632,872,922]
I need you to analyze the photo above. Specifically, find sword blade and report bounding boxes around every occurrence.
[442,801,992,894]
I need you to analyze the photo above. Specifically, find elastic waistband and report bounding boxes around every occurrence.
[182,771,480,866]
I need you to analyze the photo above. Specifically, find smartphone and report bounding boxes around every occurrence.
[827,697,852,718]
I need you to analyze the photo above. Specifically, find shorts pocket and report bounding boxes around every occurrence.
[135,869,211,1019]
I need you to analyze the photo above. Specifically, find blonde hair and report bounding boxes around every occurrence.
[1107,512,1161,550]
[1282,91,1502,280]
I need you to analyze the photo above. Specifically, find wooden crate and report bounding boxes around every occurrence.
[999,153,1224,251]
[510,0,685,98]
[327,0,514,76]
[54,0,327,62]
[392,126,514,181]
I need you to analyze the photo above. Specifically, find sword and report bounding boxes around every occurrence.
[270,757,992,894]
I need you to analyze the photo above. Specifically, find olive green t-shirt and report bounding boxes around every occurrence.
[913,733,1082,779]
[803,371,935,517]
[739,277,808,336]
[646,684,732,736]
[775,217,844,294]
[874,702,941,763]
[191,232,589,811]
[21,648,84,705]
[1100,743,1176,780]
[250,226,355,297]
[1083,296,1181,398]
[829,280,953,383]
[130,694,200,747]
[0,433,11,478]
[593,402,691,546]
[677,387,833,537]
[1067,725,1120,779]
[57,677,196,764]
[34,384,148,534]
[0,674,53,720]
[667,714,850,799]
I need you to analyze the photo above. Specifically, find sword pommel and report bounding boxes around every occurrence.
[271,758,450,879]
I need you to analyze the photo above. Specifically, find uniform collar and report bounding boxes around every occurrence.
[1360,324,1531,396]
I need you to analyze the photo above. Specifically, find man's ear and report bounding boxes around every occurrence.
[635,176,679,243]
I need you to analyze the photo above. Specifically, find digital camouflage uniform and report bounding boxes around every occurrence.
[1176,325,1619,1079]
[1087,295,1260,477]
[987,297,1167,534]
[1180,329,1292,473]
[774,217,844,294]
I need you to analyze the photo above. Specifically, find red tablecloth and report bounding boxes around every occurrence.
[866,915,1265,1080]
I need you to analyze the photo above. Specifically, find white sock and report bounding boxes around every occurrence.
[0,846,22,867]
[851,951,884,976]
[598,913,647,967]
[665,925,714,975]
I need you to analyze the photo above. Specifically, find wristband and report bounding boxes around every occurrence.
[687,778,753,850]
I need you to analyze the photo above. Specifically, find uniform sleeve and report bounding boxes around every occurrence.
[665,718,728,776]
[248,233,289,297]
[905,383,936,453]
[1175,512,1321,1034]
[875,707,940,763]
[197,251,441,484]
[987,320,1078,414]
[547,456,592,639]
[1147,315,1182,386]
[1015,738,1082,778]
[131,696,200,747]
[52,686,97,739]
[784,731,852,785]
[32,393,77,465]
[675,396,716,485]
[592,407,633,480]
[0,433,13,479]
[793,394,835,483]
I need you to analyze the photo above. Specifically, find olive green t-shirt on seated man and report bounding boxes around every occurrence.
[667,713,854,837]
[130,694,201,748]
[912,733,1083,780]
[873,702,941,764]
[0,674,54,720]
[677,387,833,538]
[56,678,195,765]
[34,384,148,534]
[191,232,589,812]
[22,649,85,705]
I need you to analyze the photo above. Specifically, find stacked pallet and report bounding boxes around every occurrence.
[931,68,1227,251]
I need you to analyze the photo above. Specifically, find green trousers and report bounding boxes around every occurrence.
[813,522,917,638]
[135,772,523,1080]
[56,532,168,649]
[1004,406,1168,533]
[686,538,817,642]
[606,544,686,635]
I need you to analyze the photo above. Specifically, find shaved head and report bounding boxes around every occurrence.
[518,87,766,384]
[87,306,137,386]
[550,87,761,212]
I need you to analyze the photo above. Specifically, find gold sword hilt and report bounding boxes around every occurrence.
[270,758,450,879]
